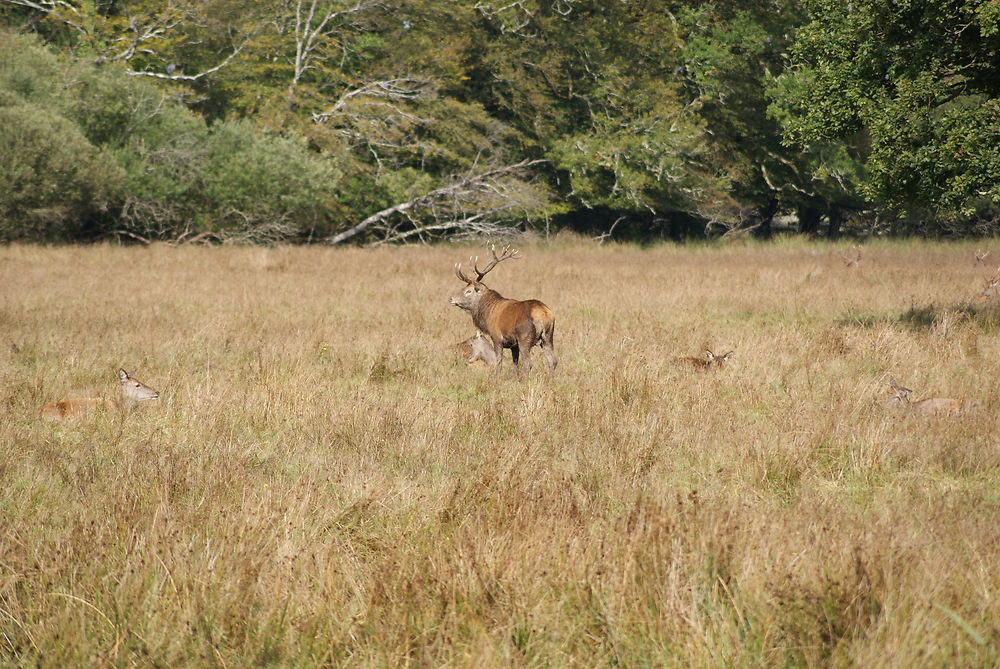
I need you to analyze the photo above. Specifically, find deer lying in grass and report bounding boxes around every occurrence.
[450,245,556,378]
[886,377,979,416]
[980,266,999,301]
[676,350,734,371]
[839,247,863,268]
[455,330,499,366]
[39,368,160,421]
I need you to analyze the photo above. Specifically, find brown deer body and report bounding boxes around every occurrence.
[676,350,733,371]
[39,368,160,421]
[456,330,499,366]
[450,246,556,378]
[887,378,979,416]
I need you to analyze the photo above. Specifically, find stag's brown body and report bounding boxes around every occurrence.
[450,246,556,377]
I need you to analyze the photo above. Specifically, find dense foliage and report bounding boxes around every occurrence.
[0,0,998,243]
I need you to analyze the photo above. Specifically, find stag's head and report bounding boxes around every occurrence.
[449,245,521,312]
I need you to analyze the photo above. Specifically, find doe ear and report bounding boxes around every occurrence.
[118,368,130,382]
[721,351,734,361]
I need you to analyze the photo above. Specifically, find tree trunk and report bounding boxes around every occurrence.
[797,204,822,235]
[753,194,778,239]
[828,204,844,238]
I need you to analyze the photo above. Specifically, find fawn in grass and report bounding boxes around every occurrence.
[455,330,499,366]
[676,350,734,371]
[886,377,979,416]
[39,368,160,421]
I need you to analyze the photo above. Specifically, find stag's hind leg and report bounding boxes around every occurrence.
[541,327,557,375]
[514,337,534,379]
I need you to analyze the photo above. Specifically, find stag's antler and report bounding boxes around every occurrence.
[454,244,521,284]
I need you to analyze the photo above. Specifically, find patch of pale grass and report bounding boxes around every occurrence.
[1,238,999,666]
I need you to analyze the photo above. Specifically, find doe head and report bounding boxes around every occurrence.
[118,368,160,407]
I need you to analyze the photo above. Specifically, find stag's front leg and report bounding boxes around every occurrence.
[492,339,504,378]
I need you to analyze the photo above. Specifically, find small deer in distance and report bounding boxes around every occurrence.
[676,350,734,371]
[450,245,556,378]
[839,247,863,269]
[886,377,979,416]
[980,266,1000,301]
[455,330,499,366]
[39,368,160,421]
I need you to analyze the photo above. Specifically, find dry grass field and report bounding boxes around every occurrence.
[1,238,999,667]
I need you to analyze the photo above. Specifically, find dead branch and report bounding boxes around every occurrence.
[326,158,546,245]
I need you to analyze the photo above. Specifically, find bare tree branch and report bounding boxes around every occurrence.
[125,41,247,81]
[326,159,547,244]
[4,0,249,81]
[2,0,89,34]
[286,0,383,98]
[311,77,431,123]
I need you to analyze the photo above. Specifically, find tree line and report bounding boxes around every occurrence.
[1,0,998,244]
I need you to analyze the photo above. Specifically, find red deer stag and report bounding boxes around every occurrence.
[450,245,556,378]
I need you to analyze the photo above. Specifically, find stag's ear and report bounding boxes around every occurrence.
[118,368,130,382]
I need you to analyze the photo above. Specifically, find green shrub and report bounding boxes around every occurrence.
[0,103,123,241]
[200,119,338,240]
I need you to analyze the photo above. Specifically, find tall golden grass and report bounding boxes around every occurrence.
[1,238,998,666]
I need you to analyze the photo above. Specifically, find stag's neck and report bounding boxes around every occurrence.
[472,287,507,326]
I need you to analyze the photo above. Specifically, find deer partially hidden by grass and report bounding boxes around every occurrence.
[886,377,979,416]
[455,330,499,367]
[676,350,734,371]
[839,247,863,269]
[979,266,1000,301]
[39,368,160,421]
[450,245,556,378]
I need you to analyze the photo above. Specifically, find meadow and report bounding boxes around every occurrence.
[1,238,998,667]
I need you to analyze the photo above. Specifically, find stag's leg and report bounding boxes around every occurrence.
[541,327,557,375]
[492,339,504,378]
[516,338,534,379]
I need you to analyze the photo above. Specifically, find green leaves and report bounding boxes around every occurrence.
[775,0,1000,225]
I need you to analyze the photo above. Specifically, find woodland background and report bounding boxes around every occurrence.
[1,0,999,244]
